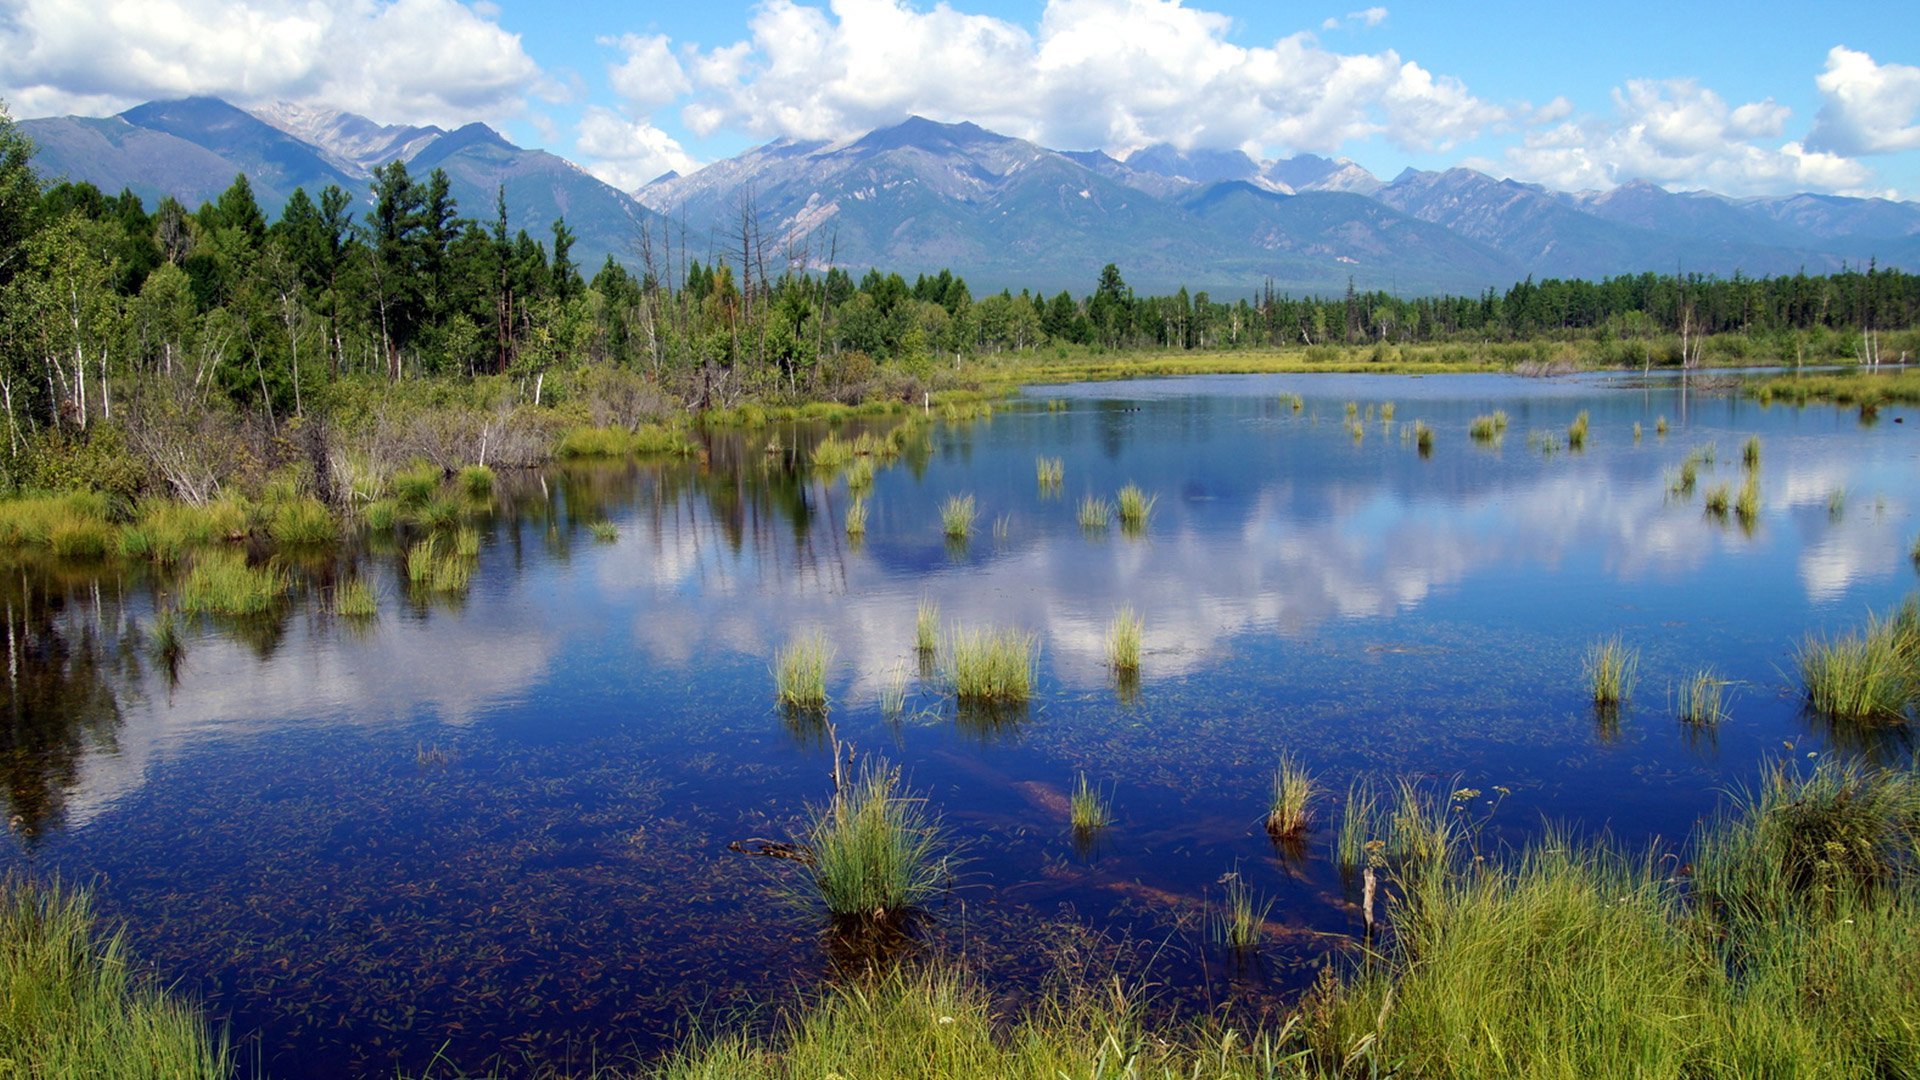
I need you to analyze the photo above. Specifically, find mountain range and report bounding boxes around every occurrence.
[22,98,1920,297]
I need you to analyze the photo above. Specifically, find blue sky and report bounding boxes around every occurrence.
[4,0,1918,198]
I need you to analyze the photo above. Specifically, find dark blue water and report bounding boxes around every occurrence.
[2,371,1916,1077]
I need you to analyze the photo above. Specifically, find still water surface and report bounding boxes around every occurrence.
[3,372,1917,1076]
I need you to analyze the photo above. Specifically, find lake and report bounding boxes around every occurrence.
[3,371,1916,1077]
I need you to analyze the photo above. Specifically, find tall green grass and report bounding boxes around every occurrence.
[943,626,1036,703]
[266,497,336,545]
[334,577,378,618]
[1742,434,1762,469]
[1106,606,1141,674]
[458,464,495,496]
[1069,773,1113,832]
[774,630,834,712]
[1077,495,1111,531]
[1334,777,1380,873]
[1675,668,1729,725]
[1795,597,1919,723]
[1584,635,1639,706]
[391,462,441,506]
[914,597,939,654]
[1035,456,1063,493]
[1412,419,1434,455]
[0,877,229,1078]
[804,761,946,921]
[177,550,288,615]
[1468,412,1507,442]
[1566,410,1590,449]
[1735,474,1761,527]
[940,494,977,541]
[1656,415,1669,435]
[1266,754,1317,838]
[844,497,868,538]
[1213,873,1272,952]
[1115,484,1156,529]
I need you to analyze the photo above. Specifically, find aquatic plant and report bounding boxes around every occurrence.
[1795,598,1919,723]
[940,494,977,541]
[459,464,495,497]
[1827,487,1846,520]
[943,626,1036,703]
[1468,413,1507,442]
[177,550,288,615]
[1107,606,1142,674]
[1655,415,1671,436]
[845,458,875,495]
[267,497,336,545]
[1035,456,1064,491]
[1584,635,1639,706]
[453,526,482,558]
[1675,668,1729,726]
[1735,475,1761,527]
[1380,402,1396,422]
[147,608,184,663]
[844,498,868,538]
[1286,392,1304,411]
[1704,483,1731,518]
[1335,778,1381,873]
[812,434,855,471]
[364,499,398,532]
[992,514,1010,542]
[774,630,834,712]
[1412,420,1434,455]
[405,536,471,594]
[1633,421,1643,441]
[1077,495,1112,531]
[1266,754,1317,838]
[1212,873,1272,952]
[1742,435,1761,470]
[804,761,946,921]
[1115,484,1155,529]
[1669,459,1700,498]
[411,496,462,531]
[0,493,112,550]
[880,661,909,722]
[0,877,231,1078]
[1567,410,1590,449]
[334,578,378,618]
[914,596,939,654]
[392,462,441,507]
[1069,772,1114,832]
[1344,400,1359,418]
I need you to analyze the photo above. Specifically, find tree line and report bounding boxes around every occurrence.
[3,103,1918,451]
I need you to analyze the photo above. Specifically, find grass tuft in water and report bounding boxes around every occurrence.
[1567,410,1590,449]
[1735,475,1761,527]
[846,458,874,493]
[914,597,939,654]
[1742,435,1761,470]
[1412,419,1434,455]
[1212,873,1273,952]
[1115,484,1156,529]
[364,499,398,532]
[1335,778,1381,873]
[1106,606,1142,674]
[1704,483,1731,518]
[774,630,834,713]
[178,550,288,615]
[811,435,854,471]
[1795,597,1919,723]
[589,521,618,543]
[1656,415,1669,435]
[1633,421,1643,441]
[804,761,946,921]
[1675,668,1729,725]
[1266,754,1317,838]
[392,462,441,507]
[1584,635,1639,707]
[405,536,472,594]
[940,494,977,541]
[147,608,185,664]
[944,626,1036,703]
[1035,456,1063,493]
[459,464,495,497]
[1285,392,1304,412]
[1468,411,1508,442]
[1828,487,1847,521]
[334,578,378,618]
[1077,495,1112,531]
[844,498,868,538]
[880,661,909,722]
[1069,772,1113,833]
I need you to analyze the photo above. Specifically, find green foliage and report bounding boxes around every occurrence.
[1267,754,1317,838]
[914,596,939,654]
[1115,484,1155,529]
[1076,495,1111,531]
[1584,635,1639,706]
[939,493,976,540]
[943,625,1036,703]
[804,762,946,920]
[333,578,377,618]
[1069,773,1113,833]
[177,549,288,615]
[1676,668,1730,725]
[1796,597,1920,723]
[266,497,336,545]
[774,630,833,712]
[1106,606,1141,674]
[589,521,618,543]
[1566,409,1590,449]
[458,464,495,496]
[843,497,868,538]
[1213,873,1272,951]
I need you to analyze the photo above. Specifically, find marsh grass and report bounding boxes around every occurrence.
[1380,402,1396,422]
[411,496,463,531]
[1828,487,1847,520]
[0,493,112,550]
[1567,410,1590,449]
[392,462,441,507]
[774,631,834,713]
[846,458,875,493]
[1266,754,1317,838]
[147,608,184,664]
[459,464,495,496]
[1669,458,1700,498]
[1704,483,1731,518]
[1412,420,1434,455]
[914,597,939,654]
[1633,421,1643,441]
[0,877,230,1078]
[1675,668,1730,725]
[267,497,336,545]
[1106,607,1142,673]
[1344,400,1358,419]
[364,499,399,532]
[1584,635,1639,706]
[1212,873,1272,952]
[1656,415,1669,435]
[844,498,868,538]
[1335,778,1380,873]
[1077,495,1112,531]
[1285,392,1304,411]
[334,578,378,618]
[943,626,1036,703]
[405,536,471,594]
[940,494,977,541]
[1735,475,1761,527]
[1035,456,1064,493]
[880,661,909,722]
[1115,484,1155,529]
[589,521,618,543]
[1742,435,1762,469]
[812,435,854,471]
[1468,412,1507,442]
[804,762,946,922]
[178,550,288,615]
[1069,773,1113,832]
[1795,598,1919,723]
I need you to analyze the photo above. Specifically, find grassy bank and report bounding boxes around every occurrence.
[1748,367,1920,408]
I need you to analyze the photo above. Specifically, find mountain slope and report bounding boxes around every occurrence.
[19,115,253,208]
[116,97,362,202]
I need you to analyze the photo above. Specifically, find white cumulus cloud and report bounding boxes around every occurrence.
[1808,46,1920,156]
[1491,77,1881,196]
[643,0,1498,158]
[0,0,548,126]
[575,106,699,191]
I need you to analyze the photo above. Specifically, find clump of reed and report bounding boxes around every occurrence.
[334,578,378,618]
[844,498,868,538]
[1735,475,1761,527]
[1566,410,1590,449]
[1412,420,1434,455]
[1742,435,1762,469]
[943,625,1036,703]
[1035,456,1064,492]
[405,536,472,594]
[177,550,289,615]
[0,492,112,551]
[0,877,231,1078]
[364,499,398,532]
[1212,873,1272,952]
[1656,415,1669,435]
[458,464,495,497]
[1380,402,1396,422]
[1115,484,1155,529]
[266,497,336,545]
[554,423,694,458]
[1827,487,1846,520]
[1344,400,1359,419]
[391,462,441,507]
[1704,483,1731,518]
[1285,392,1304,412]
[1046,398,1069,412]
[1077,494,1112,531]
[1334,778,1381,873]
[147,608,184,664]
[846,457,875,493]
[880,661,909,722]
[1633,421,1643,441]
[1265,754,1317,838]
[1669,456,1702,498]
[1346,419,1367,442]
[1675,668,1729,725]
[812,434,854,471]
[1107,606,1142,674]
[804,761,946,921]
[1069,772,1113,833]
[589,521,619,543]
[914,597,939,654]
[774,630,834,713]
[1584,635,1639,706]
[1794,597,1919,723]
[940,494,977,541]
[1468,411,1508,442]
